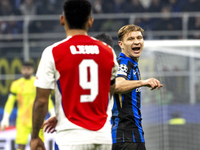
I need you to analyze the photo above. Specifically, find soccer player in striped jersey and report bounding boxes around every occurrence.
[30,0,118,150]
[0,62,55,150]
[111,24,163,150]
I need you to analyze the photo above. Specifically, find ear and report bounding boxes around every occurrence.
[118,41,123,49]
[88,17,94,28]
[60,15,65,26]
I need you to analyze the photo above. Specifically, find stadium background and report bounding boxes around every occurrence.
[0,0,200,149]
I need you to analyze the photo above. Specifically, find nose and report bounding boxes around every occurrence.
[133,39,140,44]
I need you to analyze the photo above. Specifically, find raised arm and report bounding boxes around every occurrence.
[115,77,163,94]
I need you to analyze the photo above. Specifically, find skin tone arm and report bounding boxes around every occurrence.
[31,87,51,150]
[115,77,163,94]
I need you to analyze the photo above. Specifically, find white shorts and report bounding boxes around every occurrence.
[55,128,112,146]
[57,144,111,150]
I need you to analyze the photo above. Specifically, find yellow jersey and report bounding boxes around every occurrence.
[4,76,54,128]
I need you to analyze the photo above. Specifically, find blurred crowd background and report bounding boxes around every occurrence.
[0,0,200,39]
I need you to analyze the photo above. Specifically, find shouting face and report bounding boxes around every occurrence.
[118,31,144,62]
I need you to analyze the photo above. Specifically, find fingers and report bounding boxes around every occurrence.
[44,124,55,133]
[147,78,163,90]
[42,117,57,134]
[41,120,48,129]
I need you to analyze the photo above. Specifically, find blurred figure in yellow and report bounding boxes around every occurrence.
[0,62,55,150]
[169,111,186,125]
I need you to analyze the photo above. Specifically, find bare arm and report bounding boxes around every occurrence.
[115,77,163,94]
[31,87,51,150]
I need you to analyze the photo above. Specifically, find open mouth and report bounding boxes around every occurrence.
[132,47,140,51]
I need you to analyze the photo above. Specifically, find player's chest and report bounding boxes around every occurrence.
[16,81,36,94]
[127,67,140,80]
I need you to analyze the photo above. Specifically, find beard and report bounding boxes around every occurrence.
[23,74,31,79]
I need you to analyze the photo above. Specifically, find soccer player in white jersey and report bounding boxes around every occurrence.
[30,0,118,150]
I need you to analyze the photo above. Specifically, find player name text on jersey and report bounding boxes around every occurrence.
[70,45,99,54]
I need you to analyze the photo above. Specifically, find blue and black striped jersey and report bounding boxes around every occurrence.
[112,52,145,143]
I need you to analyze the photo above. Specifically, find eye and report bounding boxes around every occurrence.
[127,37,134,40]
[137,36,143,39]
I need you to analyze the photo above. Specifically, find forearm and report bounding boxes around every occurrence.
[115,79,144,94]
[32,98,48,139]
[4,94,16,115]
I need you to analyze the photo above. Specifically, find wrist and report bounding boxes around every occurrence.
[139,80,145,87]
[2,112,10,121]
[31,133,39,140]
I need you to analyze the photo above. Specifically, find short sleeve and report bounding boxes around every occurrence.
[10,81,17,95]
[34,46,56,89]
[111,49,119,81]
[117,63,129,80]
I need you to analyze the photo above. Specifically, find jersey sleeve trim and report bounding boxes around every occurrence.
[34,46,57,89]
[110,78,116,85]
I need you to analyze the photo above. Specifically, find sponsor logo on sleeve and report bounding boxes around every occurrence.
[117,64,128,76]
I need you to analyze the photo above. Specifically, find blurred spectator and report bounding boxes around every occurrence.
[0,0,22,42]
[124,0,146,13]
[181,0,200,12]
[1,19,22,34]
[92,0,104,14]
[168,0,181,12]
[0,0,21,16]
[153,6,182,39]
[19,0,36,16]
[188,16,200,39]
[99,19,127,31]
[134,16,156,39]
[147,0,164,12]
[36,0,60,15]
[169,111,186,125]
[111,0,126,13]
[101,0,114,13]
[28,20,45,33]
[10,0,22,10]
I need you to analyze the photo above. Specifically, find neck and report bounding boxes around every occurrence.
[66,29,88,37]
[133,57,139,62]
[24,76,31,80]
[122,51,139,62]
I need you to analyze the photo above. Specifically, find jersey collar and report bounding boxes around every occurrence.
[118,52,138,66]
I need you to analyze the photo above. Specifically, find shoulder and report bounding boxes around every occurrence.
[117,56,129,65]
[31,76,36,81]
[10,77,23,88]
[43,38,70,55]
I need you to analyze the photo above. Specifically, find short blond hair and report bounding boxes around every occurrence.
[118,24,144,41]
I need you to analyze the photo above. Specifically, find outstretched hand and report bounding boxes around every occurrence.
[41,116,57,133]
[143,78,163,90]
